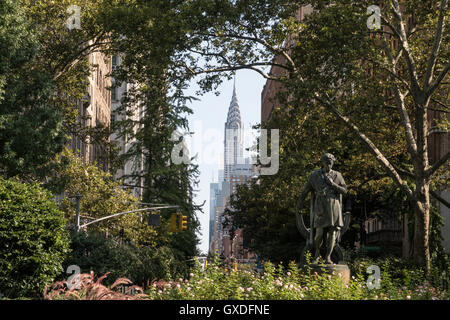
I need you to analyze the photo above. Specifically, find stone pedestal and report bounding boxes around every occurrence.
[302,264,351,285]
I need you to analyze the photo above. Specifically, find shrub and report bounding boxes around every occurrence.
[44,272,148,300]
[64,232,180,288]
[0,178,70,298]
[144,256,449,300]
[45,255,449,300]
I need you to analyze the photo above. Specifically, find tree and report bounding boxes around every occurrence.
[153,0,449,273]
[21,0,204,275]
[0,0,67,180]
[47,147,154,245]
[0,177,70,298]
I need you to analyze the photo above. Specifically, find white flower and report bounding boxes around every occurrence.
[406,295,411,299]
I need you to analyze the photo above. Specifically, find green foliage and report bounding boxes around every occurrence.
[47,148,152,244]
[347,254,450,296]
[0,177,70,298]
[0,0,67,179]
[64,232,185,288]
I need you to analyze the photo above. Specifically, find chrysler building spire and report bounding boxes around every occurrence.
[224,77,244,181]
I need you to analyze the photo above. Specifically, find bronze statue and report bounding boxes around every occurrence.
[296,153,348,265]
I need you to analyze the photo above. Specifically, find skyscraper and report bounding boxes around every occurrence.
[224,80,244,182]
[209,80,257,259]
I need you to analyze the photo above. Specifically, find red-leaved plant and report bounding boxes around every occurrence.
[44,272,149,300]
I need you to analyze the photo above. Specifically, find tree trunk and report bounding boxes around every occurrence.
[412,183,431,274]
[402,212,410,258]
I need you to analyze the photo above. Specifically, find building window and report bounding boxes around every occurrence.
[111,86,117,101]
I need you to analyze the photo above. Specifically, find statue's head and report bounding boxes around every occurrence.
[321,153,335,170]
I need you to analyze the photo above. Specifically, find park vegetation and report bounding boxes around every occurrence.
[0,0,448,299]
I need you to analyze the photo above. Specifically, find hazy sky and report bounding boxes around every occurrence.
[184,69,267,254]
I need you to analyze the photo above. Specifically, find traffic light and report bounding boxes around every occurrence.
[169,213,178,232]
[179,214,187,231]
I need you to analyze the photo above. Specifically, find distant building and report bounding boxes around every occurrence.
[209,182,219,245]
[110,54,145,199]
[224,82,244,182]
[70,50,112,171]
[428,107,450,253]
[261,5,313,124]
[209,81,258,262]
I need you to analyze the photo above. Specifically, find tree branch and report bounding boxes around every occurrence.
[424,0,448,90]
[430,97,450,111]
[427,63,450,96]
[315,94,414,200]
[187,63,283,81]
[392,164,415,178]
[381,37,418,158]
[390,0,422,95]
[430,189,450,209]
[426,150,450,179]
[198,31,296,71]
[52,35,110,81]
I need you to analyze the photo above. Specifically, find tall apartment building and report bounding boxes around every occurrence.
[261,5,313,123]
[110,54,145,199]
[69,51,146,200]
[70,50,112,171]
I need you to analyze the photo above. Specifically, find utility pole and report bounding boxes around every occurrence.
[74,193,82,233]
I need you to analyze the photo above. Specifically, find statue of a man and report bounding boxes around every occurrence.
[297,153,347,264]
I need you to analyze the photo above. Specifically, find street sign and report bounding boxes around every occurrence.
[148,213,161,226]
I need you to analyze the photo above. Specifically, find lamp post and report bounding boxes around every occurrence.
[68,193,83,233]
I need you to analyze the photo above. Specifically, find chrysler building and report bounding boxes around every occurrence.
[224,81,244,182]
